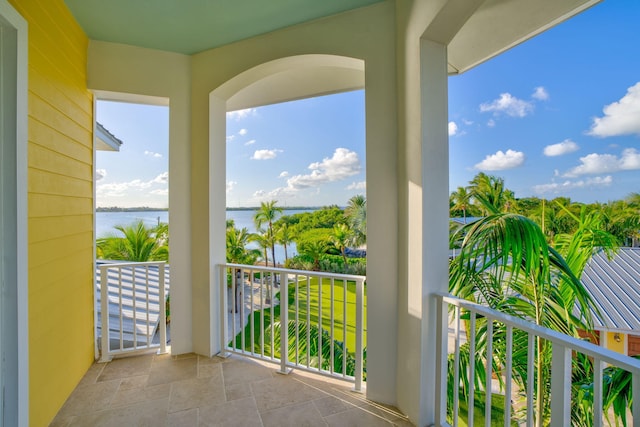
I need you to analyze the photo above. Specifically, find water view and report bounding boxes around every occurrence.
[96,208,317,264]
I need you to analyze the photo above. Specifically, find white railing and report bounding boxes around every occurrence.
[435,292,640,427]
[97,261,168,361]
[219,263,365,391]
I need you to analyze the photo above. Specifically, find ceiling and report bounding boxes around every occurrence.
[64,0,385,55]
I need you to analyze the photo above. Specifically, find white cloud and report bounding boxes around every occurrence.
[255,148,362,200]
[487,119,496,128]
[448,121,458,136]
[226,180,237,194]
[244,139,256,146]
[532,86,549,101]
[252,149,281,160]
[279,171,289,178]
[533,176,613,194]
[144,150,162,158]
[226,108,257,121]
[226,135,236,143]
[238,128,248,136]
[347,181,366,190]
[96,169,107,181]
[589,82,640,137]
[480,93,534,118]
[150,188,169,196]
[543,139,579,157]
[462,119,474,125]
[97,172,168,198]
[475,149,525,171]
[564,148,640,177]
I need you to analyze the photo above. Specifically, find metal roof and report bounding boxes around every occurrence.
[582,247,640,332]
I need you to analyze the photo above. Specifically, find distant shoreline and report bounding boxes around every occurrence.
[97,206,325,212]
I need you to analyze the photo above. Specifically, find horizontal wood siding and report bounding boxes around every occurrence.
[8,1,94,426]
[628,335,640,357]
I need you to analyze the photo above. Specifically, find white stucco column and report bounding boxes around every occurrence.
[420,38,449,426]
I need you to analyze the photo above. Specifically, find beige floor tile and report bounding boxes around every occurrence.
[110,382,171,408]
[324,407,394,427]
[221,357,274,385]
[261,400,327,427]
[55,379,120,418]
[313,395,356,417]
[118,374,148,390]
[77,362,106,387]
[198,355,226,365]
[167,408,199,427]
[169,373,226,413]
[198,363,222,378]
[97,355,154,382]
[225,382,253,401]
[251,375,326,412]
[148,356,198,386]
[68,398,169,427]
[199,397,262,427]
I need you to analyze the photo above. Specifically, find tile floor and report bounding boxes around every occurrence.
[50,351,414,427]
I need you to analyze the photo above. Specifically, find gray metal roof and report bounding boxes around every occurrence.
[582,247,640,332]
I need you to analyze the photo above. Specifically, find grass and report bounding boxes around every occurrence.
[232,275,367,356]
[452,390,518,427]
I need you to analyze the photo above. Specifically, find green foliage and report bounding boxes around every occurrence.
[449,212,617,425]
[97,220,168,261]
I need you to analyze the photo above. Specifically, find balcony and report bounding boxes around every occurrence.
[56,263,640,426]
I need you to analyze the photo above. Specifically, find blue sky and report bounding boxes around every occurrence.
[97,0,640,208]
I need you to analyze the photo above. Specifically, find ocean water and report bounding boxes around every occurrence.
[96,209,316,264]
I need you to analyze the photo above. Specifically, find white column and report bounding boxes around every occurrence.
[421,38,450,426]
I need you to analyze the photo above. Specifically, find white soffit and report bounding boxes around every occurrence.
[446,0,601,74]
[227,66,364,111]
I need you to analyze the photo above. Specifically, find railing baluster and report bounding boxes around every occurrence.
[158,264,167,354]
[132,267,137,348]
[593,357,603,427]
[145,266,150,348]
[330,277,335,375]
[485,317,493,427]
[294,273,299,365]
[527,332,534,427]
[118,268,124,351]
[259,269,264,358]
[468,312,476,427]
[306,274,311,369]
[550,342,571,427]
[633,371,640,427]
[453,305,461,427]
[504,324,513,427]
[342,278,347,377]
[269,271,274,360]
[100,266,110,362]
[279,275,290,374]
[248,269,254,357]
[354,278,364,392]
[434,294,447,426]
[318,275,323,373]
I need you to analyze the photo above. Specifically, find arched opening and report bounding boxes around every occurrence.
[207,54,365,355]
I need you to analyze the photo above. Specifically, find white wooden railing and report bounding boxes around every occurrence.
[436,292,640,427]
[219,263,365,391]
[97,261,168,361]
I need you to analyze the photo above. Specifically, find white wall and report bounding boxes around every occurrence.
[88,42,193,354]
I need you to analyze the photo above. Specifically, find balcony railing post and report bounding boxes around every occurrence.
[278,273,291,374]
[633,372,640,427]
[158,263,168,355]
[550,342,571,427]
[354,278,364,392]
[434,294,447,427]
[99,265,111,362]
[219,265,230,357]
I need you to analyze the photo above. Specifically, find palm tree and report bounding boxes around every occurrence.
[449,212,616,426]
[254,200,283,267]
[277,223,294,262]
[226,226,260,265]
[345,195,366,246]
[298,239,327,271]
[330,223,352,266]
[97,220,168,261]
[450,186,472,222]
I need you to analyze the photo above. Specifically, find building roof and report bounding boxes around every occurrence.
[95,122,123,152]
[582,247,640,332]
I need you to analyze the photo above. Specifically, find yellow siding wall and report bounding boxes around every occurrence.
[606,331,625,355]
[7,1,94,425]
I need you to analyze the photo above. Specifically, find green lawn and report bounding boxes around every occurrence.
[233,275,367,358]
[287,276,367,352]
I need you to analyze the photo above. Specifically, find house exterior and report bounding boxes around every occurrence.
[0,0,602,425]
